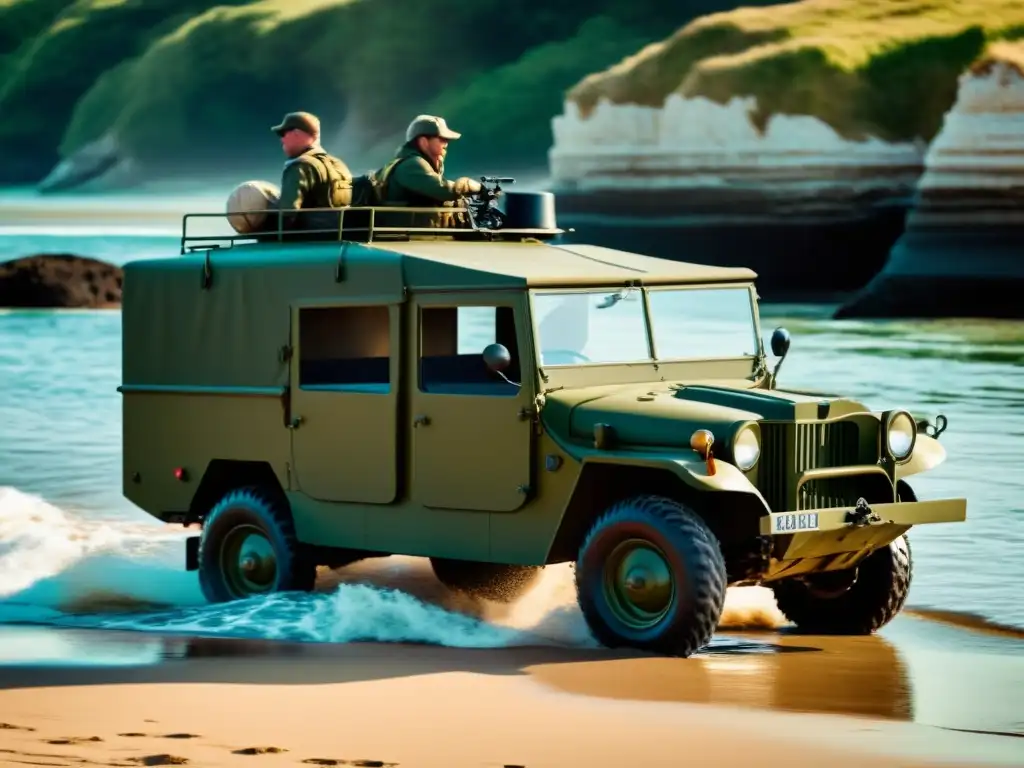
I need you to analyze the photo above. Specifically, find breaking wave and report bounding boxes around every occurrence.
[0,487,786,652]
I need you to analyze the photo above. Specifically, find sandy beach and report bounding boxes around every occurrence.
[1,558,1022,768]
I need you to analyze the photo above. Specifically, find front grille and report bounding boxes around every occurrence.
[795,422,860,471]
[757,421,864,511]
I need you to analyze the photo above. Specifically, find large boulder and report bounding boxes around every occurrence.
[0,254,123,308]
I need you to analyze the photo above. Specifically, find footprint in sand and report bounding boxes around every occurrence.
[128,756,190,766]
[0,722,36,732]
[301,760,397,767]
[46,736,104,745]
[233,746,289,755]
[117,733,200,740]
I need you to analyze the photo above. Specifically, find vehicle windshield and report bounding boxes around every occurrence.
[531,285,759,367]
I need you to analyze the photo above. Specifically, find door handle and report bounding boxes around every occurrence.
[413,414,431,428]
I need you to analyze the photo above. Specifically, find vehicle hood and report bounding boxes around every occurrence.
[542,380,869,451]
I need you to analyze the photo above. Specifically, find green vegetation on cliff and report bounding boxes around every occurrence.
[0,0,786,183]
[0,0,256,182]
[4,0,1020,187]
[568,0,1024,143]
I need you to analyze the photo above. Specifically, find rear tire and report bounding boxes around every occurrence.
[574,495,726,658]
[197,486,317,603]
[430,558,543,603]
[771,534,913,634]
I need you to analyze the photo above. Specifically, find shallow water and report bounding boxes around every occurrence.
[1,224,1023,649]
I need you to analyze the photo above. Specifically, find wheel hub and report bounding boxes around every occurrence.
[220,525,278,597]
[604,540,675,629]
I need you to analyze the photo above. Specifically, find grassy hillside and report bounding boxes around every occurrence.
[4,0,1019,187]
[58,0,720,176]
[0,0,788,183]
[567,0,1024,143]
[0,0,261,182]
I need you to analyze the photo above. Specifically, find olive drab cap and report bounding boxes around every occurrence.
[271,111,320,136]
[405,115,461,142]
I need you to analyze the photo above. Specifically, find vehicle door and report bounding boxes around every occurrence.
[289,299,400,503]
[408,291,536,512]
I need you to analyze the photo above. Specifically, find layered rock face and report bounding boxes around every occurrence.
[548,94,925,299]
[837,53,1024,319]
[0,255,123,309]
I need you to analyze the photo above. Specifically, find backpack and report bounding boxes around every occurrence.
[299,151,353,208]
[350,157,406,207]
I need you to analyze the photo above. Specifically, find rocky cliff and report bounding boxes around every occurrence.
[836,43,1024,318]
[547,0,1024,301]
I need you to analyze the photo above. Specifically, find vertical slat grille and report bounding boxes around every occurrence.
[757,421,863,512]
[795,422,860,472]
[757,423,788,512]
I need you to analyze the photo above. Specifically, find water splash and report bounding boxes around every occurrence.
[0,486,788,652]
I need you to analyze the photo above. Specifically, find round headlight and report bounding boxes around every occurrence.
[732,425,761,471]
[886,411,916,460]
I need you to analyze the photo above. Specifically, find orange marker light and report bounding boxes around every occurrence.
[690,430,716,476]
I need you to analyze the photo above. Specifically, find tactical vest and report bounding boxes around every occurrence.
[297,151,353,208]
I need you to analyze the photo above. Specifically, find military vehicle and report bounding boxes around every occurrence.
[118,182,967,657]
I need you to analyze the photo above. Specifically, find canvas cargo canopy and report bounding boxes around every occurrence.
[121,243,408,388]
[121,239,757,388]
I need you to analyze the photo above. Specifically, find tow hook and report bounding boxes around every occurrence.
[846,498,882,527]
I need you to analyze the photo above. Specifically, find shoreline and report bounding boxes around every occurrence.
[0,612,1022,768]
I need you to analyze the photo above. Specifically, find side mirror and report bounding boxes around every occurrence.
[766,327,791,390]
[482,343,511,372]
[770,327,791,357]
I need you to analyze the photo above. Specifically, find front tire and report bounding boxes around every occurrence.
[574,495,727,658]
[197,486,317,603]
[771,534,913,634]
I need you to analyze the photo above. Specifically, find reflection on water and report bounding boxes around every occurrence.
[0,625,171,666]
[530,622,1024,737]
[528,632,912,723]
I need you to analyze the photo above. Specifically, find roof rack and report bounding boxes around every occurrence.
[180,197,566,255]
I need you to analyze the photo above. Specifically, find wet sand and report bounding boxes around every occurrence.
[0,626,1021,768]
[0,586,1022,768]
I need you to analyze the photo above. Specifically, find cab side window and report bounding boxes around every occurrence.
[419,305,520,396]
[298,305,390,392]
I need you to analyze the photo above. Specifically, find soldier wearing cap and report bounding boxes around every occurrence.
[381,115,482,228]
[271,111,353,235]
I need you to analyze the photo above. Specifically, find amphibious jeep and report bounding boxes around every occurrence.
[118,186,967,657]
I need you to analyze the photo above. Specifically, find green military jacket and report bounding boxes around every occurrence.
[381,143,480,229]
[278,145,353,232]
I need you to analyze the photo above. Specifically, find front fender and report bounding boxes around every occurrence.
[895,434,946,480]
[579,453,770,508]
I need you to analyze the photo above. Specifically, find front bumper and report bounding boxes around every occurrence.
[759,497,967,536]
[759,496,966,574]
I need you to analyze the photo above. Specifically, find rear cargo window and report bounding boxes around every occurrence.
[298,305,391,391]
